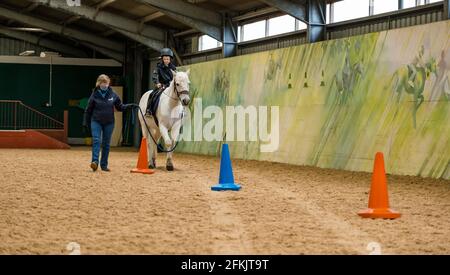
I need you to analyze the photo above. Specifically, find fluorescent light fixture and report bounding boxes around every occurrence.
[19,50,35,56]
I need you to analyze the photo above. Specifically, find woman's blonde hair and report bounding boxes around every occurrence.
[96,74,110,87]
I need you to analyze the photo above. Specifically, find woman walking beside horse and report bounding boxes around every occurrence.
[83,74,133,172]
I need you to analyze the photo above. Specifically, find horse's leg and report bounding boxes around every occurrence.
[165,120,182,171]
[150,128,161,169]
[146,130,155,169]
[158,124,175,171]
[159,124,172,148]
[142,115,159,169]
[166,152,174,171]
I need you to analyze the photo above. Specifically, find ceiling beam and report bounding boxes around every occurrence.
[78,42,124,62]
[102,29,116,37]
[0,25,87,57]
[64,15,82,25]
[30,0,165,44]
[62,0,116,26]
[258,0,308,23]
[24,2,40,12]
[96,0,117,9]
[139,11,164,23]
[0,5,124,52]
[232,7,278,21]
[114,29,164,50]
[173,28,199,37]
[136,0,222,26]
[6,3,40,25]
[161,10,221,40]
[135,0,222,41]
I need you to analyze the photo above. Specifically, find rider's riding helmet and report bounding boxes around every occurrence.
[160,48,174,59]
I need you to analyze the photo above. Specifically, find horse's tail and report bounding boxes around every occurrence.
[137,91,153,134]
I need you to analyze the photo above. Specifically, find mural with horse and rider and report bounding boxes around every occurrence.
[177,20,449,179]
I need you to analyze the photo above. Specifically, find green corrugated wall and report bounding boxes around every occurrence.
[0,63,123,138]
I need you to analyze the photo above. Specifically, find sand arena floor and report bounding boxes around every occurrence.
[0,147,449,255]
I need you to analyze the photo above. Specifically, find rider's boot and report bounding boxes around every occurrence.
[145,92,154,116]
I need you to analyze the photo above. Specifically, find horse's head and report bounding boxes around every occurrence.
[172,69,191,106]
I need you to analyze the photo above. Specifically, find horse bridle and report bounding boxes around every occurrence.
[162,80,190,102]
[175,80,190,97]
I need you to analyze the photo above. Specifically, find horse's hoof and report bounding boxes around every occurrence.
[166,165,174,171]
[149,159,156,169]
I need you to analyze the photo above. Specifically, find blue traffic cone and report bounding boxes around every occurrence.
[211,143,241,191]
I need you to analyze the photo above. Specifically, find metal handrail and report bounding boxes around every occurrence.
[0,100,64,130]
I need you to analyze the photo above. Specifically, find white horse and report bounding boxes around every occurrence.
[138,70,191,171]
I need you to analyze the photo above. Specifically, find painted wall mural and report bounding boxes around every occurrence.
[178,20,450,179]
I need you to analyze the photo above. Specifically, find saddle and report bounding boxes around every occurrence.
[146,88,164,126]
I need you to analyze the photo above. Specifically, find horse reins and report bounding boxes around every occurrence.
[162,81,189,101]
[129,82,188,153]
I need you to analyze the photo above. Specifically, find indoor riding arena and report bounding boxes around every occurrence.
[0,0,449,256]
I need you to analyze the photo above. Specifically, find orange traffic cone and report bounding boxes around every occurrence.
[130,138,155,174]
[358,152,401,219]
